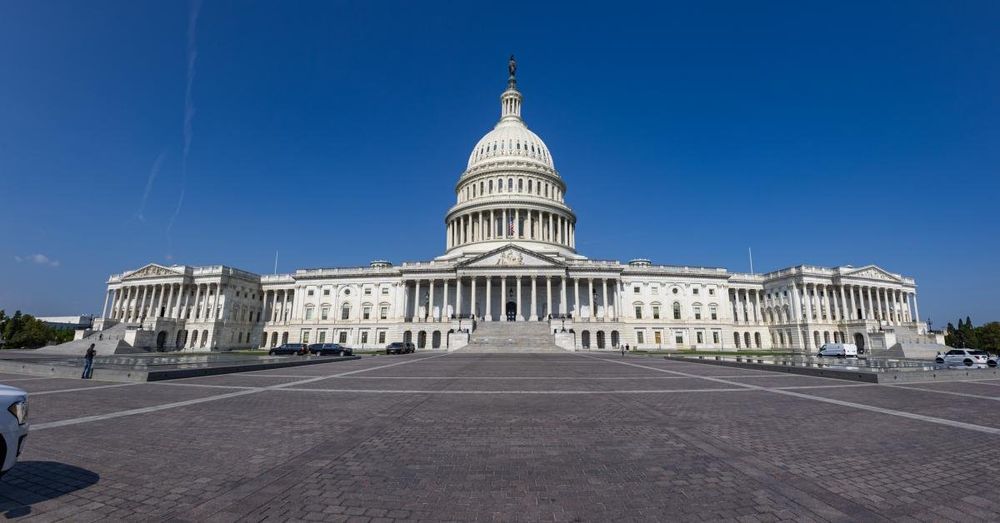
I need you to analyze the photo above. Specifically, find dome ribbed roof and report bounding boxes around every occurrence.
[466,120,554,170]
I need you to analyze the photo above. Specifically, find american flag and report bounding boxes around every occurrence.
[508,218,516,236]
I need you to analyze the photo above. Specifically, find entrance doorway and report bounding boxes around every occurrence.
[156,331,167,350]
[506,301,516,321]
[854,333,866,353]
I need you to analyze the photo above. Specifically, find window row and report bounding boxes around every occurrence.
[459,176,563,203]
[632,302,719,321]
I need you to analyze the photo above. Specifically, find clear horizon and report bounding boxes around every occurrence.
[2,1,998,328]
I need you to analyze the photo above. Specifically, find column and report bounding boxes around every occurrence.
[166,284,176,318]
[515,209,521,238]
[588,278,595,322]
[479,212,484,242]
[485,277,492,321]
[428,279,436,321]
[863,286,872,320]
[102,290,111,319]
[913,292,921,323]
[546,276,553,318]
[413,280,421,321]
[444,279,450,319]
[501,276,507,321]
[471,277,478,319]
[573,278,580,319]
[502,209,508,238]
[601,278,609,320]
[560,276,567,316]
[530,276,537,321]
[791,284,801,322]
[838,285,848,320]
[515,276,522,321]
[548,213,554,242]
[456,277,463,318]
[191,284,202,320]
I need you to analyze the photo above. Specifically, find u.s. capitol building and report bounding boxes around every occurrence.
[86,60,938,355]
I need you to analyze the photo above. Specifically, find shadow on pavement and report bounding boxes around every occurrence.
[0,461,100,518]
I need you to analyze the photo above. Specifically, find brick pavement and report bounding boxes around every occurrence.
[2,351,1000,521]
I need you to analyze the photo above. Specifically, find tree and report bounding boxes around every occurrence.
[959,317,978,349]
[976,322,1000,353]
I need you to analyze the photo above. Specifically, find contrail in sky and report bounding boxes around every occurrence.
[166,0,202,259]
[136,150,167,222]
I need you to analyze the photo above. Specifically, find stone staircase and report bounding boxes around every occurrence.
[463,321,567,353]
[35,322,139,356]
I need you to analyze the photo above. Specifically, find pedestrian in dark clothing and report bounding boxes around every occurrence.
[82,344,96,379]
[620,344,625,358]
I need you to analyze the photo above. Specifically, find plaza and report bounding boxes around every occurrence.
[7,352,1000,521]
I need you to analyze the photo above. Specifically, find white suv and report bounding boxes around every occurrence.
[0,385,28,477]
[935,349,989,367]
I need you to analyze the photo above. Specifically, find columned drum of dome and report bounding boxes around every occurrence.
[441,58,578,261]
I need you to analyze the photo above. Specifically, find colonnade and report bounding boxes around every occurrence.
[405,275,617,322]
[447,208,575,249]
[105,282,224,323]
[730,288,765,324]
[762,283,919,326]
[262,289,295,324]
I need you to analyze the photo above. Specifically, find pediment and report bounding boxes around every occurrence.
[459,245,564,269]
[123,263,181,280]
[842,265,901,283]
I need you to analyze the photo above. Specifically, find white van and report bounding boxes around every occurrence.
[818,343,858,358]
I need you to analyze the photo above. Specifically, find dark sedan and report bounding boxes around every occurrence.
[269,343,307,356]
[385,342,415,355]
[308,343,353,356]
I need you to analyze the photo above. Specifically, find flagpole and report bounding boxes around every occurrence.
[748,247,754,275]
[273,250,278,275]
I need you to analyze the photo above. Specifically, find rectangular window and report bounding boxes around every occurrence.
[693,288,699,295]
[652,306,660,320]
[341,307,350,320]
[633,286,640,293]
[307,289,314,296]
[381,287,389,295]
[338,331,347,343]
[321,307,329,320]
[712,331,720,344]
[318,331,327,343]
[305,308,314,320]
[634,306,643,319]
[380,306,388,320]
[377,330,386,344]
[675,330,684,344]
[361,331,369,344]
[364,287,372,295]
[710,306,718,320]
[694,306,702,320]
[636,330,645,344]
[709,288,715,296]
[301,330,310,344]
[653,330,662,344]
[363,306,371,320]
[652,286,658,295]
[696,331,704,344]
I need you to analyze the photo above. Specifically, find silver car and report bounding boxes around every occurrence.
[0,385,28,477]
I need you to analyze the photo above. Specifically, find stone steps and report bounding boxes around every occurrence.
[463,321,567,353]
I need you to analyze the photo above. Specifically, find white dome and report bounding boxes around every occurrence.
[466,120,554,170]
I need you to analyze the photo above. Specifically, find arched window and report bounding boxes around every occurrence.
[709,304,718,320]
[693,303,702,320]
[633,302,643,319]
[545,184,549,197]
[479,181,484,195]
[528,179,532,192]
[673,302,681,320]
[498,178,503,192]
[341,304,351,320]
[508,178,513,191]
[734,332,741,348]
[488,180,493,193]
[518,178,523,192]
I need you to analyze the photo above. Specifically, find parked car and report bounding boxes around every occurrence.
[989,355,999,368]
[308,343,353,356]
[935,349,989,367]
[386,342,415,355]
[269,343,307,356]
[817,343,858,358]
[0,385,28,477]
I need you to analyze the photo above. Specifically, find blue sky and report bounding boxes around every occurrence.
[1,1,998,327]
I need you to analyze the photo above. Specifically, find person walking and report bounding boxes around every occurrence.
[620,343,625,358]
[82,344,96,379]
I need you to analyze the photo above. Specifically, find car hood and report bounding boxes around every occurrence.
[0,384,27,399]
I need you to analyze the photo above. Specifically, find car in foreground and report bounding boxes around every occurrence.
[817,343,858,358]
[269,343,307,356]
[385,342,415,355]
[0,385,28,478]
[935,349,989,367]
[308,343,353,356]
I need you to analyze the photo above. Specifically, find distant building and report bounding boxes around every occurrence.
[37,315,94,330]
